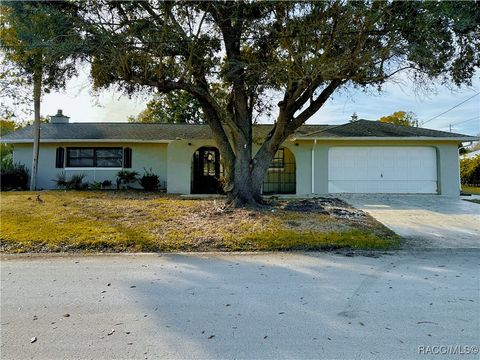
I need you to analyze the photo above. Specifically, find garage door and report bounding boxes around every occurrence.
[328,147,437,193]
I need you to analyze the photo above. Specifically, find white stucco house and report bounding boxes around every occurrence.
[2,110,477,196]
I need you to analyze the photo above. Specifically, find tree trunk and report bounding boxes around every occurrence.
[29,65,42,191]
[225,146,276,207]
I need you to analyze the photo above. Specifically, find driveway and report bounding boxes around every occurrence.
[1,252,479,359]
[339,195,480,249]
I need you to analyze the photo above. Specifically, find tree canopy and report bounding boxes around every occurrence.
[379,111,417,127]
[2,1,479,204]
[0,1,80,105]
[128,91,205,124]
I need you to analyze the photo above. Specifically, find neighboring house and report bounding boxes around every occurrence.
[1,110,477,196]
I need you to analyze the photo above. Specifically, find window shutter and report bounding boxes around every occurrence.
[124,147,132,168]
[55,147,65,168]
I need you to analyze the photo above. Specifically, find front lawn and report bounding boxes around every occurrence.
[462,186,480,195]
[0,191,398,253]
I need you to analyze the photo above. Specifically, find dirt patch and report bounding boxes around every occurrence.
[283,197,367,219]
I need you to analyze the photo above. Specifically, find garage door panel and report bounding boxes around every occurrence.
[328,147,437,193]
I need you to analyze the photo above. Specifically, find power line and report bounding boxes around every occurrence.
[422,92,480,125]
[449,116,480,126]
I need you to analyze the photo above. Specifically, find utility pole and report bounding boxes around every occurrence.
[449,124,452,132]
[30,62,42,191]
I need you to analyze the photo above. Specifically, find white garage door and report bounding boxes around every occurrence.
[328,147,437,193]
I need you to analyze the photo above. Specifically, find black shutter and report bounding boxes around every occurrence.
[123,147,132,168]
[55,147,64,168]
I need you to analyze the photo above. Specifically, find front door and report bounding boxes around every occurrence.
[191,147,222,194]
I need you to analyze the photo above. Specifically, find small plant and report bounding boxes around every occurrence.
[90,181,102,190]
[116,170,138,189]
[139,168,160,191]
[90,179,113,190]
[53,172,88,190]
[101,180,112,189]
[0,162,29,191]
[68,174,88,190]
[54,172,68,189]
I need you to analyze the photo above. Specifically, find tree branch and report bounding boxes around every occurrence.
[288,79,343,131]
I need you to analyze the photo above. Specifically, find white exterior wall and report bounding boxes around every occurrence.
[166,139,312,195]
[11,139,462,196]
[12,142,168,190]
[166,139,217,194]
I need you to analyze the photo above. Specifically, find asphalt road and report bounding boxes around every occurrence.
[1,251,479,359]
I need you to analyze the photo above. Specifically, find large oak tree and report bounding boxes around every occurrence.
[6,1,480,204]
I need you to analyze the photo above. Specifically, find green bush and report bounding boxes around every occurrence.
[460,155,480,185]
[0,162,29,190]
[101,180,112,189]
[139,168,160,191]
[1,144,13,170]
[89,180,112,190]
[116,170,138,189]
[53,172,88,190]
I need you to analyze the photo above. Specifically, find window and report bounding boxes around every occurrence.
[123,147,132,168]
[202,150,217,176]
[269,148,285,169]
[55,147,65,168]
[66,147,123,168]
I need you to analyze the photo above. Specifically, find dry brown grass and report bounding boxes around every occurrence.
[0,191,398,253]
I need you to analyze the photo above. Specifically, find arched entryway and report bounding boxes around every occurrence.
[263,147,296,194]
[191,146,222,194]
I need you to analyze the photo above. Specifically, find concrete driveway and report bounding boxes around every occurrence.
[339,195,480,249]
[1,252,479,359]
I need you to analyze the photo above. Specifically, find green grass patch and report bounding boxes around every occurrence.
[462,186,480,195]
[0,191,398,253]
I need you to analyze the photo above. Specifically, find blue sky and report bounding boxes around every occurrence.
[40,68,479,136]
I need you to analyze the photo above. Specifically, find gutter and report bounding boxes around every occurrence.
[294,136,479,142]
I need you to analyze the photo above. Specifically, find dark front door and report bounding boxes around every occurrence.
[191,147,222,194]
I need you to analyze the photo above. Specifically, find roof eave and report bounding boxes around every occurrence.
[294,136,479,142]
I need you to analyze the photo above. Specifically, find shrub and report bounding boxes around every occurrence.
[460,155,480,185]
[69,174,88,190]
[54,172,68,189]
[53,172,88,190]
[1,143,13,170]
[0,162,29,190]
[90,181,102,190]
[139,168,160,191]
[101,180,112,189]
[116,170,138,189]
[90,180,113,190]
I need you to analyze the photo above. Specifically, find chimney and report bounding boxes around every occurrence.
[50,109,70,124]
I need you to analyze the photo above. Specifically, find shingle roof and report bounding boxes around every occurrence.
[0,123,332,142]
[1,120,476,143]
[297,120,477,139]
